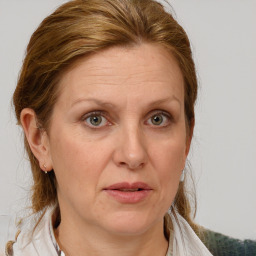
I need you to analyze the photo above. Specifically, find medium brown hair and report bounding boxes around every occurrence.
[13,0,198,232]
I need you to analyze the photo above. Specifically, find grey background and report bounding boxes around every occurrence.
[0,0,255,250]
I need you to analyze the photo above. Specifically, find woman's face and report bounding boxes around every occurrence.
[45,43,190,235]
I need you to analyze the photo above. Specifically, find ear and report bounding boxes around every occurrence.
[20,108,52,172]
[185,118,195,157]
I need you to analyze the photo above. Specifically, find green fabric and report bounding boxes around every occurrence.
[202,230,256,256]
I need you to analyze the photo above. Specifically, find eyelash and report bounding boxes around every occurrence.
[81,111,110,129]
[145,111,173,127]
[81,110,173,129]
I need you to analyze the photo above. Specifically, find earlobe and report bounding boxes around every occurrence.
[20,108,52,171]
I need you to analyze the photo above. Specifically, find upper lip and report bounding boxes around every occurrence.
[104,182,152,190]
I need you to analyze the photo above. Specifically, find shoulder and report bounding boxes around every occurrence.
[4,207,57,256]
[202,229,256,256]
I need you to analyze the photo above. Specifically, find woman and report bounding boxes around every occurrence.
[5,0,251,255]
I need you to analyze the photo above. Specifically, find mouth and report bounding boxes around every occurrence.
[103,182,152,204]
[116,188,143,192]
[104,182,152,191]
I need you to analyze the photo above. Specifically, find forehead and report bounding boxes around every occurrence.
[56,43,184,108]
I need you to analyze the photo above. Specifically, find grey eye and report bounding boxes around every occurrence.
[151,115,163,125]
[147,112,171,127]
[85,114,107,127]
[89,116,102,126]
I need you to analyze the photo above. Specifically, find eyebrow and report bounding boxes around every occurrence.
[71,96,181,108]
[147,96,181,107]
[71,98,116,108]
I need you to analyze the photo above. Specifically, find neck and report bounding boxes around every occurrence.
[54,216,169,256]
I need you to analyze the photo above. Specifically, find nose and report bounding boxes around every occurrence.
[113,124,148,170]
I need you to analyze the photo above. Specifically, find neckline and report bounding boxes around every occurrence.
[48,207,173,256]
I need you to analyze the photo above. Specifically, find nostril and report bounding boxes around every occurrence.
[118,161,144,170]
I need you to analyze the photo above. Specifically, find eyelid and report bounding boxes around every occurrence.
[145,110,173,126]
[81,110,111,128]
[148,109,172,118]
[81,109,173,128]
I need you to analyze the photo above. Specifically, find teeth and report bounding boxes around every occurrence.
[119,188,139,192]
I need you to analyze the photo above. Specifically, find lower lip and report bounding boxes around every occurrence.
[104,190,152,204]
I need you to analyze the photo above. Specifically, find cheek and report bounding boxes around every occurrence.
[151,138,186,172]
[49,129,112,191]
[149,138,186,195]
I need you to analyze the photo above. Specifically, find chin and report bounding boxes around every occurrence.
[100,211,161,236]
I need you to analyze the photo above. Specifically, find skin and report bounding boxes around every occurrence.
[21,43,192,256]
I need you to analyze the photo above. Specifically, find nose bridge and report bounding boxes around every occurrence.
[114,118,147,169]
[125,121,144,156]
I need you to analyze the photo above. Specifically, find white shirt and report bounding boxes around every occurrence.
[8,207,212,256]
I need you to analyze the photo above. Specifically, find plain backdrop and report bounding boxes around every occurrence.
[0,0,255,249]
